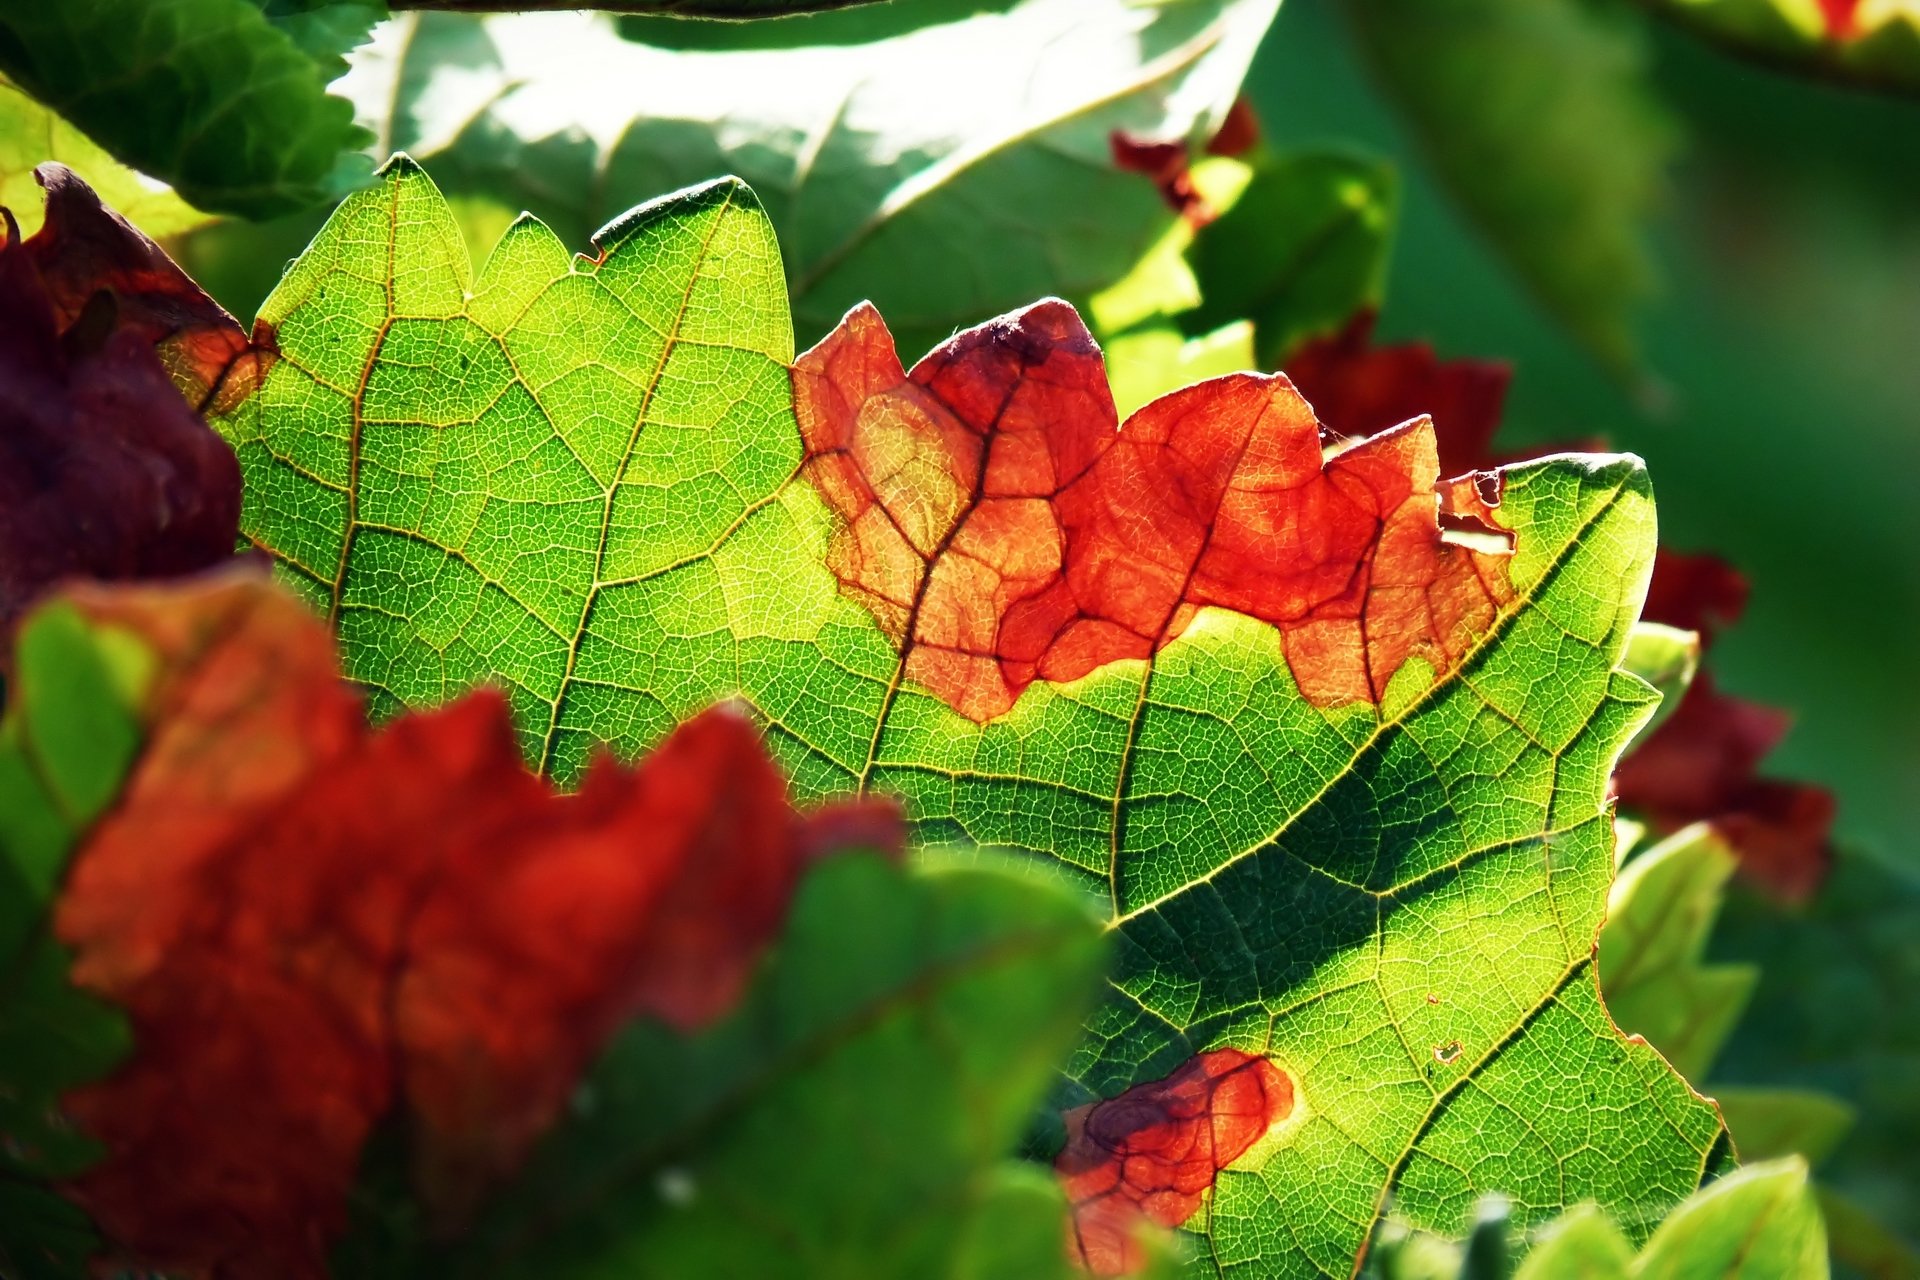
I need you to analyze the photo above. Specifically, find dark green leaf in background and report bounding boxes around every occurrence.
[0,0,380,218]
[1344,0,1677,374]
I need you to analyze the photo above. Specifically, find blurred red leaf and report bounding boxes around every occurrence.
[50,574,900,1278]
[1283,310,1511,476]
[793,299,1513,722]
[1109,97,1260,224]
[0,171,241,647]
[1057,1049,1293,1276]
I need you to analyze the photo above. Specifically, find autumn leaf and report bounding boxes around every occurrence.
[6,571,928,1276]
[0,167,242,650]
[209,159,1723,1273]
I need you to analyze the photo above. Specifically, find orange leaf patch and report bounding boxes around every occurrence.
[793,300,1514,722]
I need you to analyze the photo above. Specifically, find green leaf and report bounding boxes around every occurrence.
[0,604,148,1278]
[218,161,1724,1274]
[1513,1205,1633,1280]
[337,0,1277,355]
[1641,0,1920,98]
[1618,622,1699,743]
[0,0,379,219]
[0,77,214,240]
[1181,149,1397,366]
[1715,1089,1856,1168]
[1369,1166,1829,1280]
[1634,1158,1828,1280]
[1597,825,1757,1082]
[1344,0,1677,373]
[1712,848,1920,1237]
[338,851,1114,1278]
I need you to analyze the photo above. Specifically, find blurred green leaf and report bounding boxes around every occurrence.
[1717,1088,1857,1168]
[0,78,214,239]
[1619,621,1700,743]
[0,604,147,1279]
[1816,1187,1920,1280]
[1103,319,1255,419]
[1641,0,1920,98]
[1635,1158,1828,1279]
[0,0,378,219]
[1513,1205,1633,1280]
[1344,0,1677,373]
[1181,148,1396,365]
[340,853,1113,1278]
[1598,824,1757,1082]
[1712,848,1920,1239]
[337,0,1278,354]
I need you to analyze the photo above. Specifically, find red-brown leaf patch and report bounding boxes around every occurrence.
[0,191,241,647]
[50,574,900,1277]
[793,299,1514,721]
[1056,1049,1294,1276]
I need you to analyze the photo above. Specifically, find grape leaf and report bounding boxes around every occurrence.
[337,0,1276,355]
[1344,0,1677,373]
[0,78,212,241]
[0,172,241,648]
[213,160,1723,1274]
[1641,0,1920,97]
[0,0,378,219]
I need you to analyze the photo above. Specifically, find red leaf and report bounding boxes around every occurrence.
[793,300,1514,722]
[1820,0,1862,38]
[0,181,241,646]
[1109,98,1259,225]
[1056,1049,1293,1276]
[14,164,264,414]
[49,574,900,1277]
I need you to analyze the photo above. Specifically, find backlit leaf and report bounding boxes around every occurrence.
[213,160,1725,1274]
